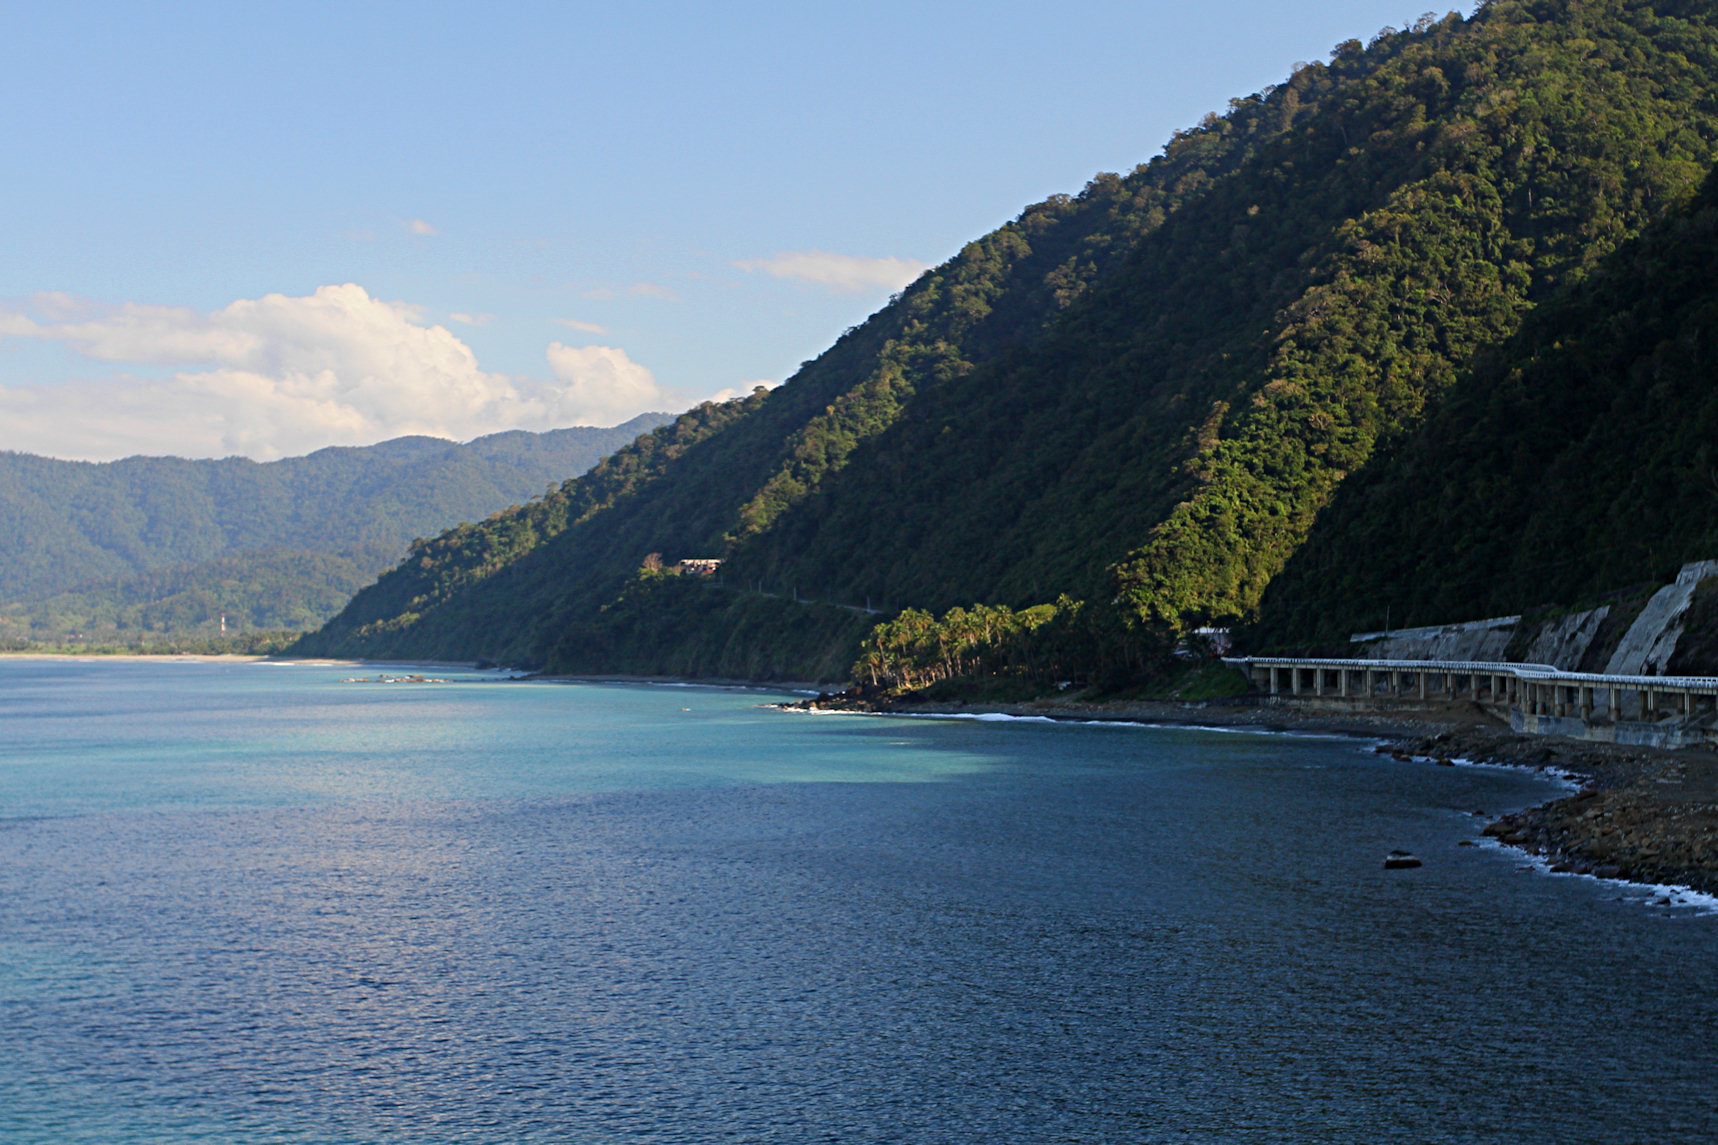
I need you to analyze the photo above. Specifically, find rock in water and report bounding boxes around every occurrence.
[1384,850,1423,870]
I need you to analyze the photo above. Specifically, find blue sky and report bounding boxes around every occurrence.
[0,1,1466,460]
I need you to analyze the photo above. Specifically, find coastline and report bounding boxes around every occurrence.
[12,650,1710,898]
[0,651,272,664]
[790,691,1718,897]
[530,671,830,694]
[0,652,495,669]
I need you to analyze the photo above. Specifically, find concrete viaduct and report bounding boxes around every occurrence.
[1224,656,1718,749]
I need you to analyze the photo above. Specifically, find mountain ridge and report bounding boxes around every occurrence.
[0,413,671,642]
[296,0,1718,683]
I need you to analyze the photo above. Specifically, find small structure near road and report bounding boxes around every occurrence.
[677,558,723,576]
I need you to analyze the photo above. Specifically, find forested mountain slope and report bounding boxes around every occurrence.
[299,0,1718,680]
[1252,162,1718,647]
[0,414,667,641]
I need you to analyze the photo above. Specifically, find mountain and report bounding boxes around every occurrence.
[1251,161,1718,649]
[296,0,1718,683]
[0,414,671,643]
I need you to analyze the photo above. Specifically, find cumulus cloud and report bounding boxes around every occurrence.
[0,284,678,461]
[734,249,926,293]
[553,318,607,334]
[545,343,675,425]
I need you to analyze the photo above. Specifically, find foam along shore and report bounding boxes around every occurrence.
[1427,724,1718,895]
[787,690,1718,897]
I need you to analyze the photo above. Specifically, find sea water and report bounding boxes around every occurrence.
[0,657,1713,1143]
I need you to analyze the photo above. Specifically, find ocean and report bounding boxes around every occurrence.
[1,657,1713,1142]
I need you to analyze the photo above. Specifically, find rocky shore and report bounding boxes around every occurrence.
[789,691,1718,895]
[1410,726,1718,895]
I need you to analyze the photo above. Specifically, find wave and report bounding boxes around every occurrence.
[1471,836,1718,915]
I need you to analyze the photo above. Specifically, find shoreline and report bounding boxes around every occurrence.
[791,691,1718,897]
[0,652,495,669]
[528,671,830,694]
[11,651,1712,900]
[0,651,273,664]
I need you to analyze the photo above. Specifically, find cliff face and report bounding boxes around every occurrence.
[299,1,1718,680]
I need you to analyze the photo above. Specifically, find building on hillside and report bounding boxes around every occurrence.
[678,558,723,576]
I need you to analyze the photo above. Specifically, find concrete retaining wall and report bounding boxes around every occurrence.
[1511,709,1718,750]
[1603,560,1718,677]
[1350,616,1518,661]
[1524,606,1610,670]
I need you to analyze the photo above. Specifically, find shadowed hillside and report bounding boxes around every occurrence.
[1253,163,1718,648]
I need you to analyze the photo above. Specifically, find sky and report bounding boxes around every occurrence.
[0,0,1470,461]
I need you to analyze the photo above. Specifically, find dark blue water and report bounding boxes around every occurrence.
[1,658,1714,1143]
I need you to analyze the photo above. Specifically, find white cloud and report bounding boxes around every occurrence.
[30,291,92,319]
[553,318,607,334]
[0,284,678,461]
[734,249,926,293]
[545,342,675,425]
[449,312,493,326]
[406,218,439,236]
[705,379,777,403]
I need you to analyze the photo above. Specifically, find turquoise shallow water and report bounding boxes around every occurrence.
[1,657,1714,1143]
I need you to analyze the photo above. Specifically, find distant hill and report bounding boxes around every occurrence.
[296,1,1718,685]
[0,414,671,643]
